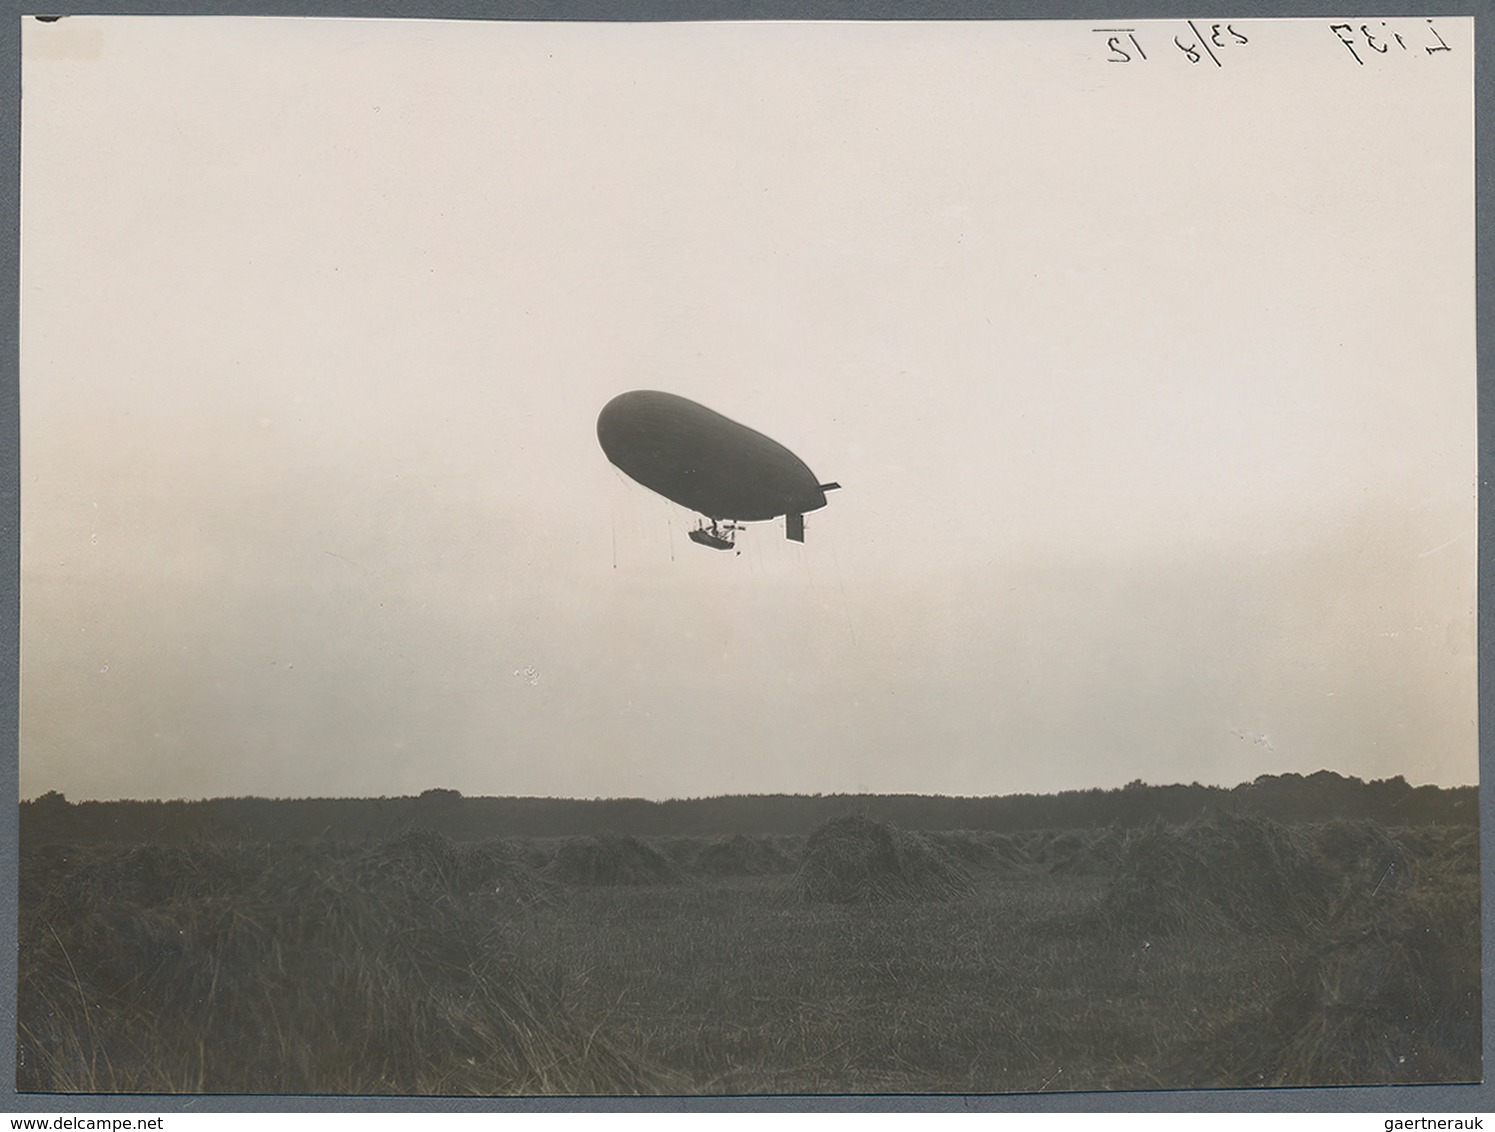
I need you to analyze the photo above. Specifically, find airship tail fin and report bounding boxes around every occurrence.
[820,482,841,492]
[786,513,806,542]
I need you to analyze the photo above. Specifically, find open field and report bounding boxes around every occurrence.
[17,814,1481,1095]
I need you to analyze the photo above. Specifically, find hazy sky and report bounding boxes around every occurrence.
[20,17,1476,801]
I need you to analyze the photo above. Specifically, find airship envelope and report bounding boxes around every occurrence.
[597,390,839,549]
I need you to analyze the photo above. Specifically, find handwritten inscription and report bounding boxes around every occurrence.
[1094,19,1456,67]
[1329,20,1452,65]
[1093,21,1248,66]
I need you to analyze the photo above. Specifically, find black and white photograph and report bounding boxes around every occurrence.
[15,14,1480,1097]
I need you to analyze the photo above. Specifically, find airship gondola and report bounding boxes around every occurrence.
[597,390,839,550]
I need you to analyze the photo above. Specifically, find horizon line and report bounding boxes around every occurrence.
[20,770,1476,807]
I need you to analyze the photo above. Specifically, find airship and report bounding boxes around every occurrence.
[597,390,839,550]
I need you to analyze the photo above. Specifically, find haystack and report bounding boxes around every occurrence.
[653,836,707,869]
[341,830,557,906]
[1276,860,1481,1084]
[457,839,559,906]
[1307,820,1412,900]
[696,833,796,877]
[366,828,465,886]
[980,832,1036,868]
[923,830,1035,871]
[510,838,555,871]
[542,834,681,886]
[792,814,972,903]
[1044,826,1126,876]
[924,830,994,866]
[1103,813,1340,936]
[1183,842,1481,1087]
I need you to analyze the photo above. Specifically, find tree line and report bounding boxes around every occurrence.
[20,770,1475,847]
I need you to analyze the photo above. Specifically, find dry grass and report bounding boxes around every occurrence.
[16,818,1480,1095]
[18,834,649,1094]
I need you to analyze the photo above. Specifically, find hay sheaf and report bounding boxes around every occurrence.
[1103,814,1340,937]
[792,814,973,904]
[542,835,682,886]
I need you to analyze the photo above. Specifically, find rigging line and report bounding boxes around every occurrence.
[831,541,858,648]
[607,487,616,570]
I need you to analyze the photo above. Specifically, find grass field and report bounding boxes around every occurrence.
[17,814,1481,1095]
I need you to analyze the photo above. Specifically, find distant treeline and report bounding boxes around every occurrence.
[19,771,1475,846]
